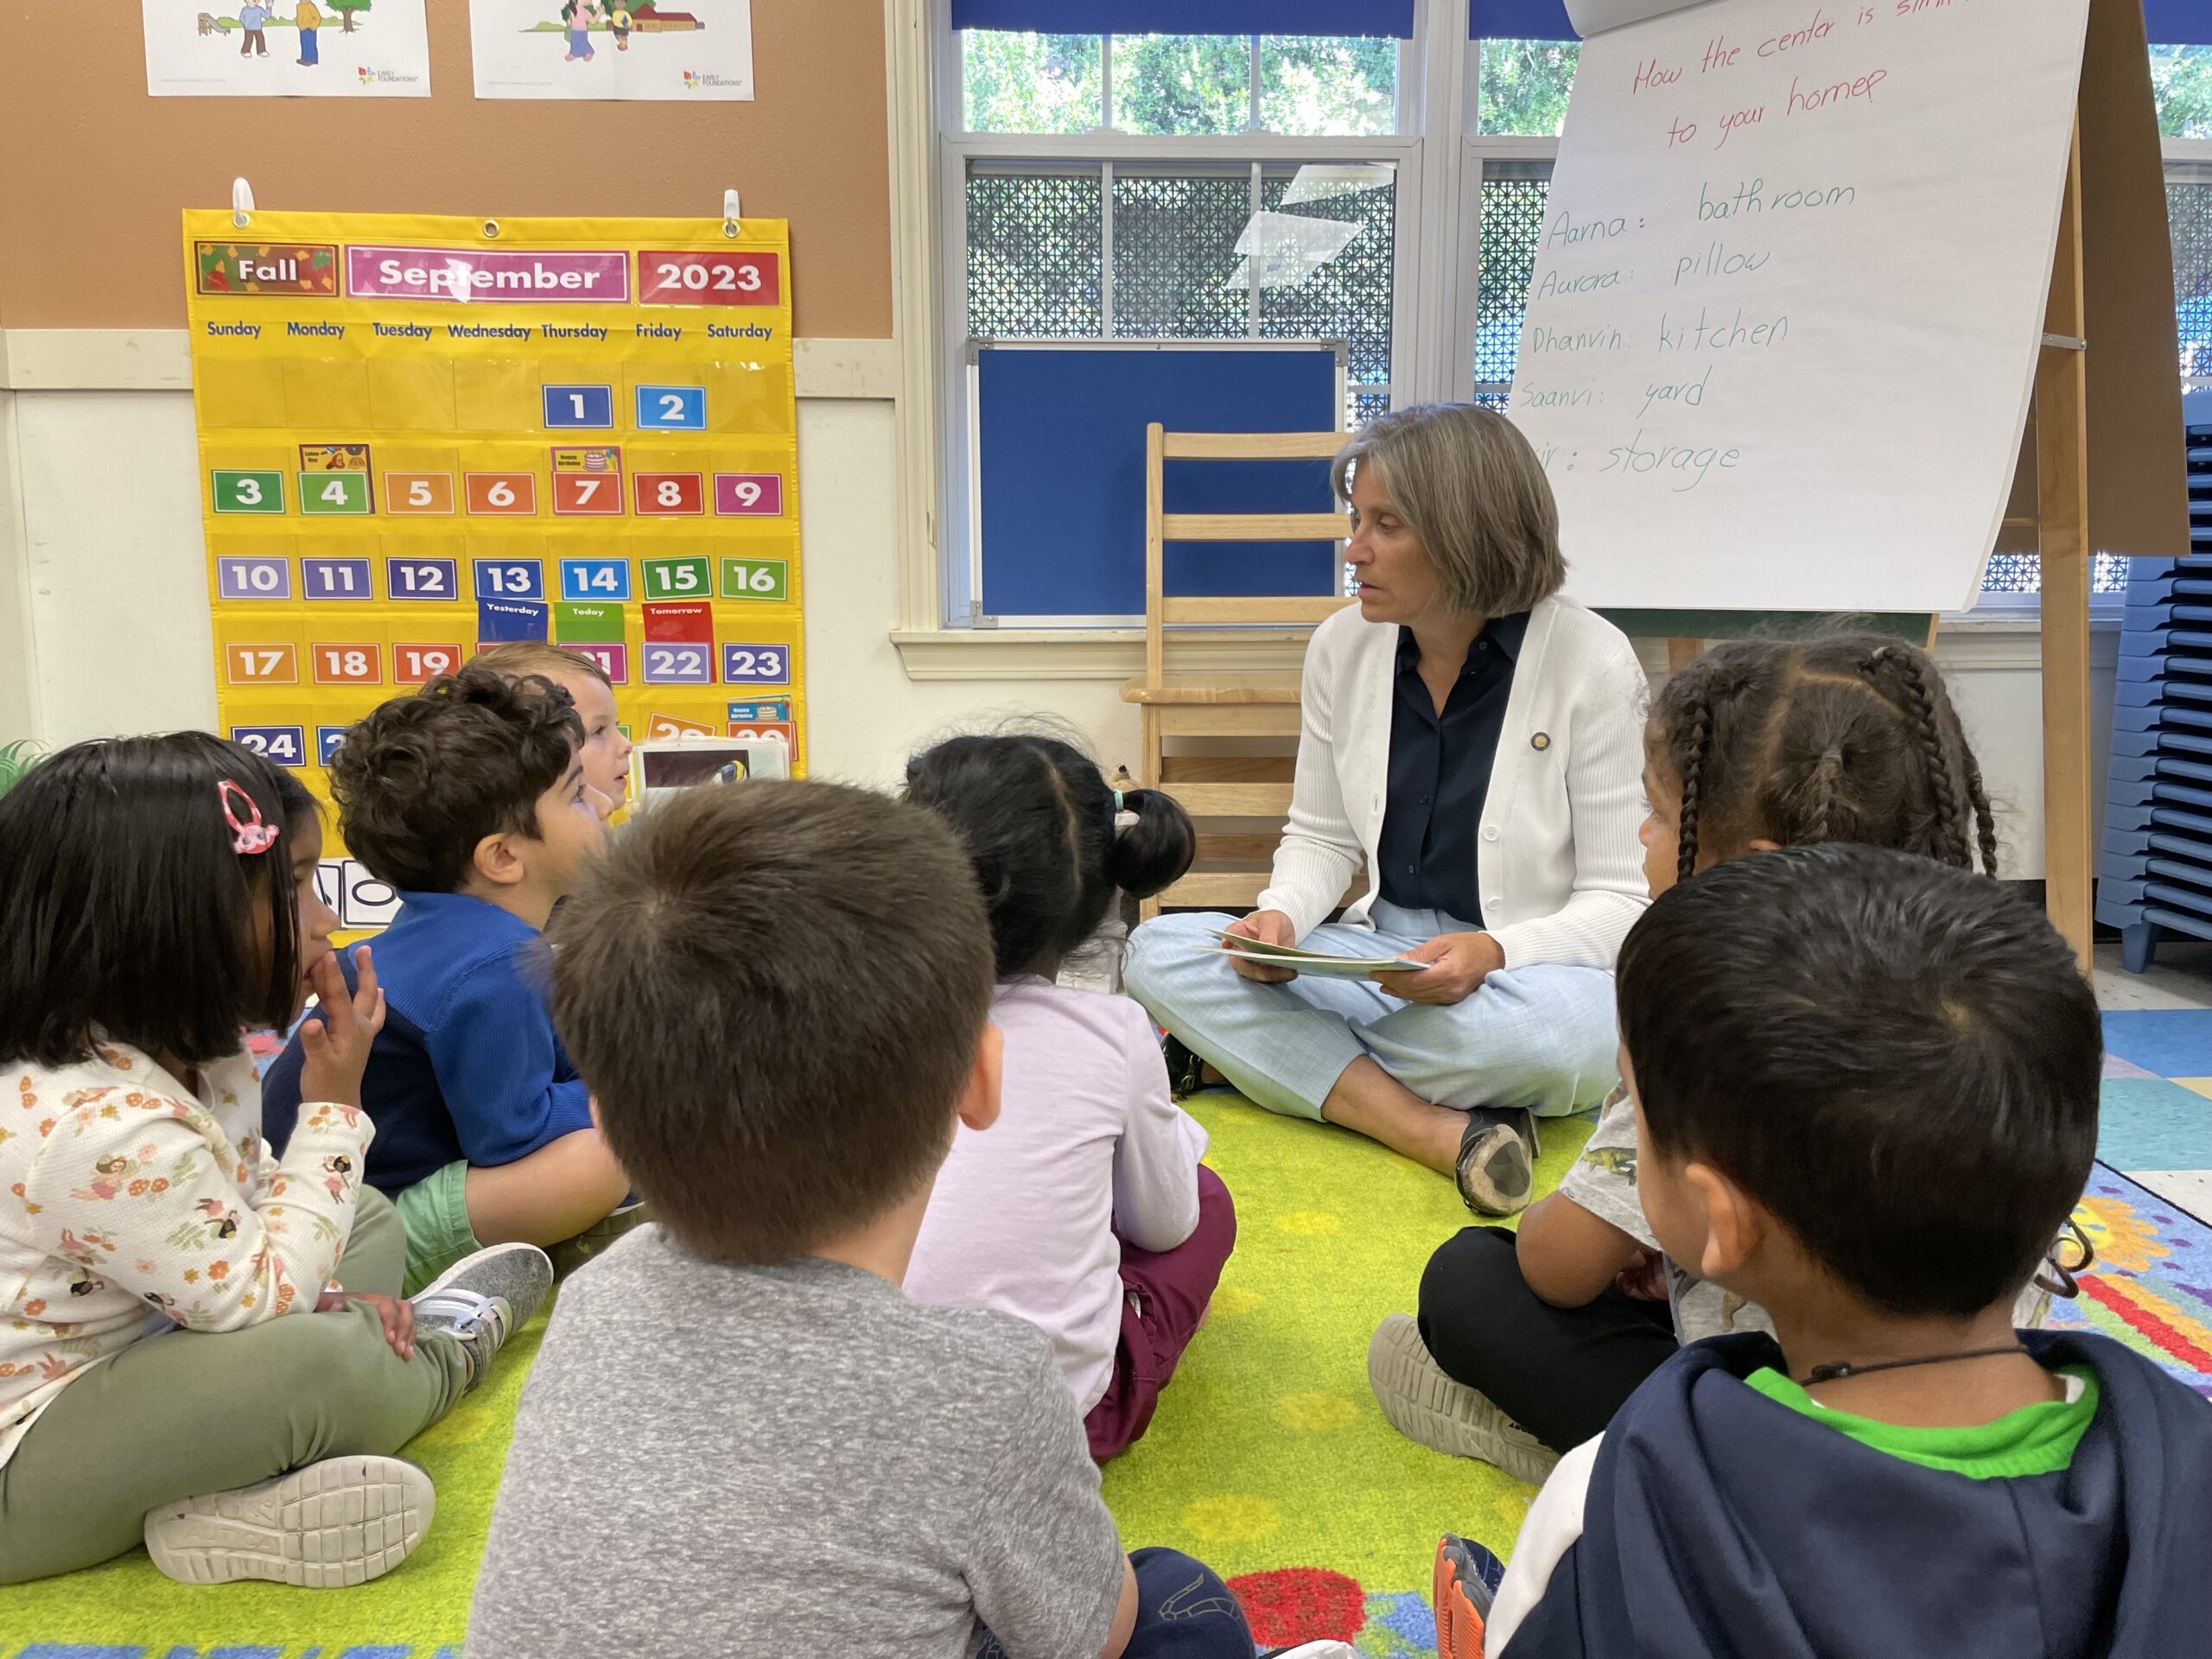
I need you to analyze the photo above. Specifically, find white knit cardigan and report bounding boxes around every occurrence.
[1254,594,1652,969]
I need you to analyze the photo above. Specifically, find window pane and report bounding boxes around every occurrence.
[2175,178,2212,384]
[1259,168,1395,399]
[967,169,1103,338]
[1112,34,1250,135]
[2152,43,2212,140]
[1258,35,1397,137]
[962,30,1102,134]
[1980,555,2131,596]
[1112,172,1250,337]
[1474,168,1548,400]
[1478,38,1579,137]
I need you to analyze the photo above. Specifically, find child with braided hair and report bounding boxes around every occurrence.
[1369,633,2072,1479]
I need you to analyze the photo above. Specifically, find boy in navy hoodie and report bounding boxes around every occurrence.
[1463,844,2212,1659]
[264,667,629,1292]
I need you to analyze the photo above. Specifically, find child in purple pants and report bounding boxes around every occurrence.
[902,734,1236,1460]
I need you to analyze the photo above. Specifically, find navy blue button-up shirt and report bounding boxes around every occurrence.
[1375,612,1528,927]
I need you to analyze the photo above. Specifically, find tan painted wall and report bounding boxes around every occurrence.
[0,1,892,336]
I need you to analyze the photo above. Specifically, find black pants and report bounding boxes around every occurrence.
[1417,1225,1679,1454]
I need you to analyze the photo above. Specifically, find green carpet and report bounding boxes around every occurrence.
[0,1320,545,1656]
[0,1096,1588,1656]
[1099,1094,1592,1652]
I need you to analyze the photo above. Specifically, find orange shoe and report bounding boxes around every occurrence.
[1433,1533,1505,1659]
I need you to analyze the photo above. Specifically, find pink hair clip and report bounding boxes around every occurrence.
[219,779,280,856]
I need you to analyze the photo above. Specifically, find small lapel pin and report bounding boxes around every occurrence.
[1531,732,1552,752]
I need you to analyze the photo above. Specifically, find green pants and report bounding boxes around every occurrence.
[0,1186,471,1585]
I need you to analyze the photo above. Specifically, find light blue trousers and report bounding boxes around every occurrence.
[1122,901,1618,1123]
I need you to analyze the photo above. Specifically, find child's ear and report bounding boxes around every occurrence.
[957,1022,1004,1135]
[1684,1161,1761,1281]
[473,830,527,889]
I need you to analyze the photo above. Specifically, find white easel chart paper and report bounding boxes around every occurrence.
[469,0,755,100]
[143,0,430,97]
[1510,0,2092,613]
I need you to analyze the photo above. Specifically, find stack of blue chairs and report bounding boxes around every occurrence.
[2097,390,2212,971]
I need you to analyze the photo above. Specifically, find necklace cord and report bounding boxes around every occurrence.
[1799,1343,2032,1387]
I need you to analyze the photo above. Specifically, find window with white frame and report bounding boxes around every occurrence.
[939,12,1428,625]
[934,8,2212,623]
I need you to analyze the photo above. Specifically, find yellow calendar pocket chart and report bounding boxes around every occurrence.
[185,208,806,893]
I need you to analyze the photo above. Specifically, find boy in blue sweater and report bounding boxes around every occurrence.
[1456,846,2212,1659]
[264,667,626,1292]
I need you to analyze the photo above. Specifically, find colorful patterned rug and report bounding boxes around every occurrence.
[2049,1167,2212,1397]
[7,1053,2212,1659]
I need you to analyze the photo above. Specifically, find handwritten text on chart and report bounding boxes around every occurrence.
[1618,3,1999,152]
[1503,0,2008,491]
[1501,0,2088,610]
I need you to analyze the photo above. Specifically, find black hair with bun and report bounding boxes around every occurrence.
[905,733,1195,979]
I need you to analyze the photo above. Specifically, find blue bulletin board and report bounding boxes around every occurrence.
[973,341,1346,622]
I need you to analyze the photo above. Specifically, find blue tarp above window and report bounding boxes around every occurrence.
[1470,0,1575,40]
[1470,2,2212,46]
[950,1,1414,36]
[2148,2,2212,47]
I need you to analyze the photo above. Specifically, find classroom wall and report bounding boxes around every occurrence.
[0,375,1145,791]
[0,2,891,338]
[0,365,2104,871]
[0,0,2102,878]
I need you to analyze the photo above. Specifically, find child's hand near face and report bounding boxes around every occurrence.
[298,944,387,1109]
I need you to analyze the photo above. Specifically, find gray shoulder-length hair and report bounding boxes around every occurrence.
[1330,403,1567,617]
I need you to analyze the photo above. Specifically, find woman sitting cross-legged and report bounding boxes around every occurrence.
[1122,404,1648,1215]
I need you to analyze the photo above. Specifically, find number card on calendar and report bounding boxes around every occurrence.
[185,206,807,923]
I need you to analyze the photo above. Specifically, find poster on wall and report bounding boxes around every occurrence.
[468,0,754,100]
[181,207,804,923]
[142,0,432,97]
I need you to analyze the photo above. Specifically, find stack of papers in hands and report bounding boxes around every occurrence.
[1194,926,1427,980]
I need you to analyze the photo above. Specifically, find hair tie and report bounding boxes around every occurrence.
[1821,746,1844,768]
[1113,789,1126,812]
[219,779,280,855]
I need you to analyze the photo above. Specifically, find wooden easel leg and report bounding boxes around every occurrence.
[1140,703,1163,922]
[2037,123,2096,976]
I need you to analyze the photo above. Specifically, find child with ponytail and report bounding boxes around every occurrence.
[902,734,1236,1460]
[1370,634,2068,1482]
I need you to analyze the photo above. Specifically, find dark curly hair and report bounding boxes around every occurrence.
[1652,634,1997,886]
[330,665,582,894]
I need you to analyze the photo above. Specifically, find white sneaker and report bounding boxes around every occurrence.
[1268,1645,1361,1658]
[1367,1313,1560,1484]
[143,1453,433,1587]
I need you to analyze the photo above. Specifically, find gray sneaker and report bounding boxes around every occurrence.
[143,1453,433,1587]
[413,1241,554,1393]
[1455,1107,1539,1217]
[1367,1313,1560,1484]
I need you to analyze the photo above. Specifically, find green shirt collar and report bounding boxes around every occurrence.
[1744,1365,2099,1479]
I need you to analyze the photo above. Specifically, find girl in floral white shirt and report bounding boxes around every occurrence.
[0,734,552,1587]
